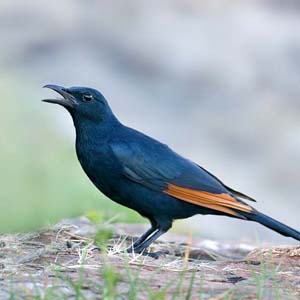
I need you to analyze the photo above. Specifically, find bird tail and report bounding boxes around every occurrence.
[244,211,300,241]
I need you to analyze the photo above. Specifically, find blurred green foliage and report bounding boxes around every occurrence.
[0,79,142,233]
[85,210,106,224]
[101,264,121,300]
[94,227,114,248]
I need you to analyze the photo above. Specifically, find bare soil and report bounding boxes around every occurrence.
[0,217,300,299]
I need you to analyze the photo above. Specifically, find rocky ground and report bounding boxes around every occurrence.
[0,217,299,299]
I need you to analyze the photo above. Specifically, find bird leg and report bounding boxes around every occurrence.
[126,222,172,258]
[132,228,168,257]
[127,225,158,252]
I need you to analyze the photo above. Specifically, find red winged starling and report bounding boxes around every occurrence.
[43,85,300,258]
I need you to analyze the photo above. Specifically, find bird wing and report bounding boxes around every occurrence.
[110,140,254,218]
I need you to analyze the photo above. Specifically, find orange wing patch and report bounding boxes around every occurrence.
[164,184,253,218]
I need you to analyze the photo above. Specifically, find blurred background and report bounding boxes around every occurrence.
[1,0,300,243]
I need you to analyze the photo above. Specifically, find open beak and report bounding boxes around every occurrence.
[42,84,77,108]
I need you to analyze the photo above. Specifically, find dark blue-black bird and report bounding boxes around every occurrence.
[43,85,300,257]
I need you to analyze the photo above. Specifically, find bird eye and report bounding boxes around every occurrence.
[82,94,93,102]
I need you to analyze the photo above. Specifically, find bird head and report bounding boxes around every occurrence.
[42,85,114,123]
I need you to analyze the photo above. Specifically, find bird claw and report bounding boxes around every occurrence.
[143,250,169,259]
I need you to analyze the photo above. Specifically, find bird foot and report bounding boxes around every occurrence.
[143,250,169,259]
[127,247,169,259]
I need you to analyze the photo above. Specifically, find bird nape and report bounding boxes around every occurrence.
[43,84,300,258]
